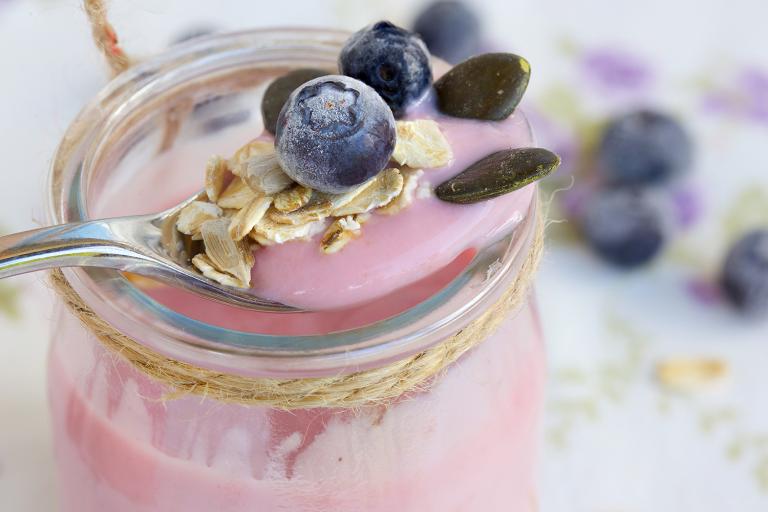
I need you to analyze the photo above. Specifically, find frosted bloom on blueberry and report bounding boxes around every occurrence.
[275,75,396,194]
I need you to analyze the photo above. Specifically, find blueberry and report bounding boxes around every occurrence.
[275,75,396,194]
[721,229,768,316]
[339,21,432,118]
[413,1,481,64]
[582,188,665,268]
[598,109,692,186]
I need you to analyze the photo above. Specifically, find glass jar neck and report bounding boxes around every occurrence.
[48,28,539,379]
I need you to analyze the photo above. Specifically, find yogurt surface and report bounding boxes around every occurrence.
[93,61,536,337]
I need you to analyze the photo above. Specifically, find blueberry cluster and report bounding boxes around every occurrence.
[266,16,531,195]
[575,109,768,317]
[580,109,692,268]
[269,20,434,193]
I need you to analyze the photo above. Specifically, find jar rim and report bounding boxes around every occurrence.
[47,28,538,378]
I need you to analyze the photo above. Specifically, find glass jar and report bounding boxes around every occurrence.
[47,29,545,512]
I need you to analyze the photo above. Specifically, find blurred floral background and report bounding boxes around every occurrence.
[0,0,766,510]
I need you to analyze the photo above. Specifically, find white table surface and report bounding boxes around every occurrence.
[0,0,766,510]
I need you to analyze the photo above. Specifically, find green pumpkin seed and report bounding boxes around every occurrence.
[436,147,560,204]
[434,53,531,121]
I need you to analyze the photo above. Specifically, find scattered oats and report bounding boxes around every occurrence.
[176,201,223,237]
[164,214,202,260]
[228,196,273,241]
[217,178,259,209]
[274,184,313,212]
[379,169,422,215]
[184,132,427,266]
[200,218,254,286]
[205,155,228,202]
[321,215,363,254]
[656,357,729,393]
[269,200,333,225]
[251,216,324,244]
[192,253,247,288]
[241,151,294,195]
[332,168,404,216]
[392,119,453,169]
[228,140,273,176]
[266,182,389,225]
[250,234,274,246]
[321,177,383,211]
[228,140,292,195]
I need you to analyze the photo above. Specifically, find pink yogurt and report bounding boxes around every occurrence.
[96,88,534,315]
[49,298,545,512]
[248,105,534,310]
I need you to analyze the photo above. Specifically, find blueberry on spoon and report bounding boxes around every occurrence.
[339,21,432,118]
[275,75,396,194]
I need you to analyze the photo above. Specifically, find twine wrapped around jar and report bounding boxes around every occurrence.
[47,0,546,410]
[49,217,543,409]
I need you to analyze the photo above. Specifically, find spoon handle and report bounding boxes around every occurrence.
[0,220,152,279]
[0,215,296,312]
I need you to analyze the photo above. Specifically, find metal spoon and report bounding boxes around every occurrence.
[0,191,296,312]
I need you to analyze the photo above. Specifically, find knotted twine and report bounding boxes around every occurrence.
[47,1,546,410]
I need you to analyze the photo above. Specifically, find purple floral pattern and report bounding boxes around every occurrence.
[702,67,768,125]
[580,48,654,93]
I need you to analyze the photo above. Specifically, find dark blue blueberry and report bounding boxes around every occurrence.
[582,188,665,268]
[721,229,768,317]
[275,75,396,194]
[598,109,692,186]
[339,21,432,118]
[413,1,481,64]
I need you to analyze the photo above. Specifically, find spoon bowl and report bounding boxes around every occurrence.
[0,191,298,312]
